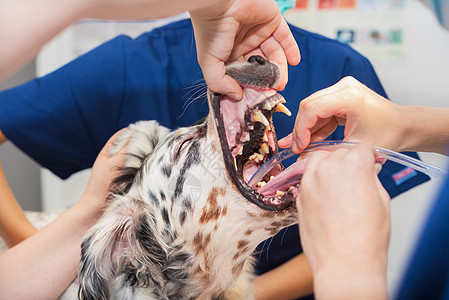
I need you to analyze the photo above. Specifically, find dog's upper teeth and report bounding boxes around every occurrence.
[254,111,269,127]
[262,132,268,142]
[288,186,295,191]
[274,103,292,116]
[236,145,243,156]
[259,143,269,155]
[263,102,273,110]
[241,132,250,142]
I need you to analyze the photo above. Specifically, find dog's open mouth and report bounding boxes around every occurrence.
[210,57,302,211]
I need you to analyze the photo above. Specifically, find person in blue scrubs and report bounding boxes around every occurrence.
[290,1,449,299]
[0,16,430,300]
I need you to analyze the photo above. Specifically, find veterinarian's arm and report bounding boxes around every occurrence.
[0,161,37,247]
[297,144,390,300]
[0,132,125,299]
[0,130,6,144]
[252,253,313,300]
[279,76,449,155]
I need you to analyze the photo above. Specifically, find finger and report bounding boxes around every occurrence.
[278,133,293,148]
[272,17,301,66]
[308,117,339,144]
[259,36,288,90]
[202,61,243,99]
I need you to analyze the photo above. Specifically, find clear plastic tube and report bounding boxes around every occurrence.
[247,141,448,187]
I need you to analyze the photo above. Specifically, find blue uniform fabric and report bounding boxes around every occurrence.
[0,19,430,298]
[395,169,449,300]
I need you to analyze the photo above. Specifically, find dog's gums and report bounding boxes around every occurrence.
[210,55,303,211]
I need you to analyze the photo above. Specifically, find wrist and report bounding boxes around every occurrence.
[314,260,387,300]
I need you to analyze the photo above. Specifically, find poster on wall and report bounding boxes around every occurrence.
[285,0,407,61]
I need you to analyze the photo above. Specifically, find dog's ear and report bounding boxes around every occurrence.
[78,197,166,299]
[110,121,171,194]
[110,120,170,169]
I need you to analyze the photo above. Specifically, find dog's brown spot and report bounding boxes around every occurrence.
[244,229,252,236]
[193,232,205,253]
[221,205,228,216]
[213,224,219,231]
[264,227,280,236]
[232,252,240,261]
[270,221,282,228]
[199,187,227,223]
[237,239,249,250]
[246,211,256,218]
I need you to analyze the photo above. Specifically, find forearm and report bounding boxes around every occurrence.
[0,199,100,299]
[0,0,226,81]
[252,254,313,300]
[313,262,387,300]
[0,162,37,247]
[399,106,449,154]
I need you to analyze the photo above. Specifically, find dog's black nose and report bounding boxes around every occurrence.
[248,55,267,65]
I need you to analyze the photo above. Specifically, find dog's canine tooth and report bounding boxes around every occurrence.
[274,103,292,116]
[254,111,269,127]
[288,186,295,192]
[259,143,269,155]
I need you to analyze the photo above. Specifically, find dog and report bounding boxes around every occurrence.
[76,55,301,299]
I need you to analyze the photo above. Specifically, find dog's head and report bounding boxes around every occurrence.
[78,56,299,300]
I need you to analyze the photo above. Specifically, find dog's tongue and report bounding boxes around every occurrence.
[257,158,308,197]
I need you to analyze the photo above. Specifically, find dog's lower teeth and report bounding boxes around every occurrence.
[275,190,285,197]
[257,181,267,187]
[259,143,269,155]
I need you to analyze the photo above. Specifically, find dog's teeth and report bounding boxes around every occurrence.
[275,103,292,116]
[270,175,275,181]
[236,145,243,156]
[248,125,254,131]
[263,102,273,110]
[249,153,260,162]
[241,132,250,142]
[275,190,285,197]
[262,132,268,142]
[257,181,267,187]
[288,186,295,192]
[259,143,269,155]
[234,158,238,170]
[254,111,269,127]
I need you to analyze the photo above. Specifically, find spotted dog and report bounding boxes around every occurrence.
[77,56,302,300]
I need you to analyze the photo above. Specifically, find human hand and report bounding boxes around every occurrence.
[297,144,390,299]
[278,76,403,153]
[190,0,301,99]
[78,130,127,217]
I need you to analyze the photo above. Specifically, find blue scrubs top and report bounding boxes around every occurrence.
[396,168,449,300]
[0,19,429,298]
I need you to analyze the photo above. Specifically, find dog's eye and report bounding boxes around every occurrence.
[177,138,193,156]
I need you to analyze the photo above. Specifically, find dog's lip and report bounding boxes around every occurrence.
[210,92,295,211]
